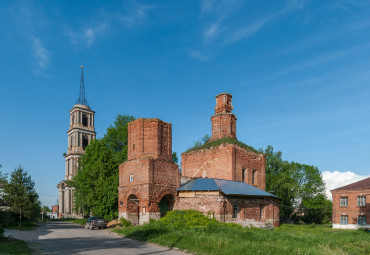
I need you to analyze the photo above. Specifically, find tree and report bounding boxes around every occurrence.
[72,114,135,220]
[42,206,51,212]
[261,146,331,223]
[3,166,40,227]
[172,152,179,164]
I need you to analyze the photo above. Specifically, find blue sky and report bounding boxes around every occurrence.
[0,0,369,206]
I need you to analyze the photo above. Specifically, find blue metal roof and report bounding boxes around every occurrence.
[177,178,278,198]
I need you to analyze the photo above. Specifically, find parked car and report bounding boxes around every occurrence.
[85,216,107,230]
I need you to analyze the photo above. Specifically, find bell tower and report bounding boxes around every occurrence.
[210,93,237,141]
[57,66,96,218]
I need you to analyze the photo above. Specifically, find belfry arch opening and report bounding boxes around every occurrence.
[82,113,88,127]
[127,194,139,225]
[158,194,175,218]
[82,135,88,150]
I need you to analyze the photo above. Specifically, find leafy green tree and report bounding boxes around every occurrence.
[3,166,40,227]
[72,114,134,220]
[42,206,51,212]
[172,152,179,164]
[262,146,331,223]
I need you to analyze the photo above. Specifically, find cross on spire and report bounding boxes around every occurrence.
[76,65,89,106]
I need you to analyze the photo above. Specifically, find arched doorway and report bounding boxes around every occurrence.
[158,194,175,218]
[127,194,139,225]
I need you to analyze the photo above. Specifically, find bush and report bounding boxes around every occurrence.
[120,217,132,228]
[157,210,218,230]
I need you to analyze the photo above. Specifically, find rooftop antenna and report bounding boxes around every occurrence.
[76,65,89,106]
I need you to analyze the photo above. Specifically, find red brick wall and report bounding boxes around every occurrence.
[181,143,266,190]
[119,158,179,213]
[331,189,369,225]
[175,192,279,227]
[52,205,58,213]
[211,113,237,141]
[127,118,172,161]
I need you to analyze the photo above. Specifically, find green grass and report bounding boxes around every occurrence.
[51,218,87,225]
[114,211,369,255]
[0,239,33,254]
[185,137,259,154]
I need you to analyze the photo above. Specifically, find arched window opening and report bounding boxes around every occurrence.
[252,169,257,185]
[242,168,246,183]
[82,135,89,150]
[158,194,175,218]
[82,113,88,127]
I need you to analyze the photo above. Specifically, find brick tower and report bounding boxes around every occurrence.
[57,66,96,218]
[210,93,237,141]
[118,118,180,225]
[181,93,266,190]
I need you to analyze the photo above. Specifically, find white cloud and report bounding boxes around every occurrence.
[66,4,153,48]
[187,49,211,61]
[322,171,370,200]
[32,37,49,69]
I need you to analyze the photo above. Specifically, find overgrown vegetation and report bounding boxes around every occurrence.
[185,136,259,154]
[114,210,369,255]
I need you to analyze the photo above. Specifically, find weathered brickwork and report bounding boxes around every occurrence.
[175,191,279,227]
[128,118,172,161]
[331,188,370,229]
[118,93,279,227]
[211,93,236,141]
[181,144,266,190]
[118,118,180,224]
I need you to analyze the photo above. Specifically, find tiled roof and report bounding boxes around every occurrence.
[177,178,278,198]
[332,177,370,191]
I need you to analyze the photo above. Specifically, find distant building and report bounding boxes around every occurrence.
[57,66,96,218]
[118,93,280,227]
[331,177,370,229]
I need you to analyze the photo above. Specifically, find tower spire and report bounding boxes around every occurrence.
[76,65,89,106]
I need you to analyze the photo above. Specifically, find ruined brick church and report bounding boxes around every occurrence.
[118,93,280,227]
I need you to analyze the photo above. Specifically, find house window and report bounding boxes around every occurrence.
[242,168,246,183]
[358,215,366,225]
[340,215,348,225]
[232,203,238,219]
[129,174,134,182]
[340,196,348,207]
[357,196,366,207]
[252,169,257,185]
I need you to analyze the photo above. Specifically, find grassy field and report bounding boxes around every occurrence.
[0,239,33,255]
[114,211,369,255]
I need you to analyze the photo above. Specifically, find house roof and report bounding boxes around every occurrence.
[177,178,279,198]
[332,177,370,191]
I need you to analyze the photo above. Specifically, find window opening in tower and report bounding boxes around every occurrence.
[82,135,88,150]
[82,113,88,127]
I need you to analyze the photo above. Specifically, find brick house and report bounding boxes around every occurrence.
[118,93,280,227]
[331,177,370,229]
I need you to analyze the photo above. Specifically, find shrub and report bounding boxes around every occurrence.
[158,210,218,230]
[120,217,132,228]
